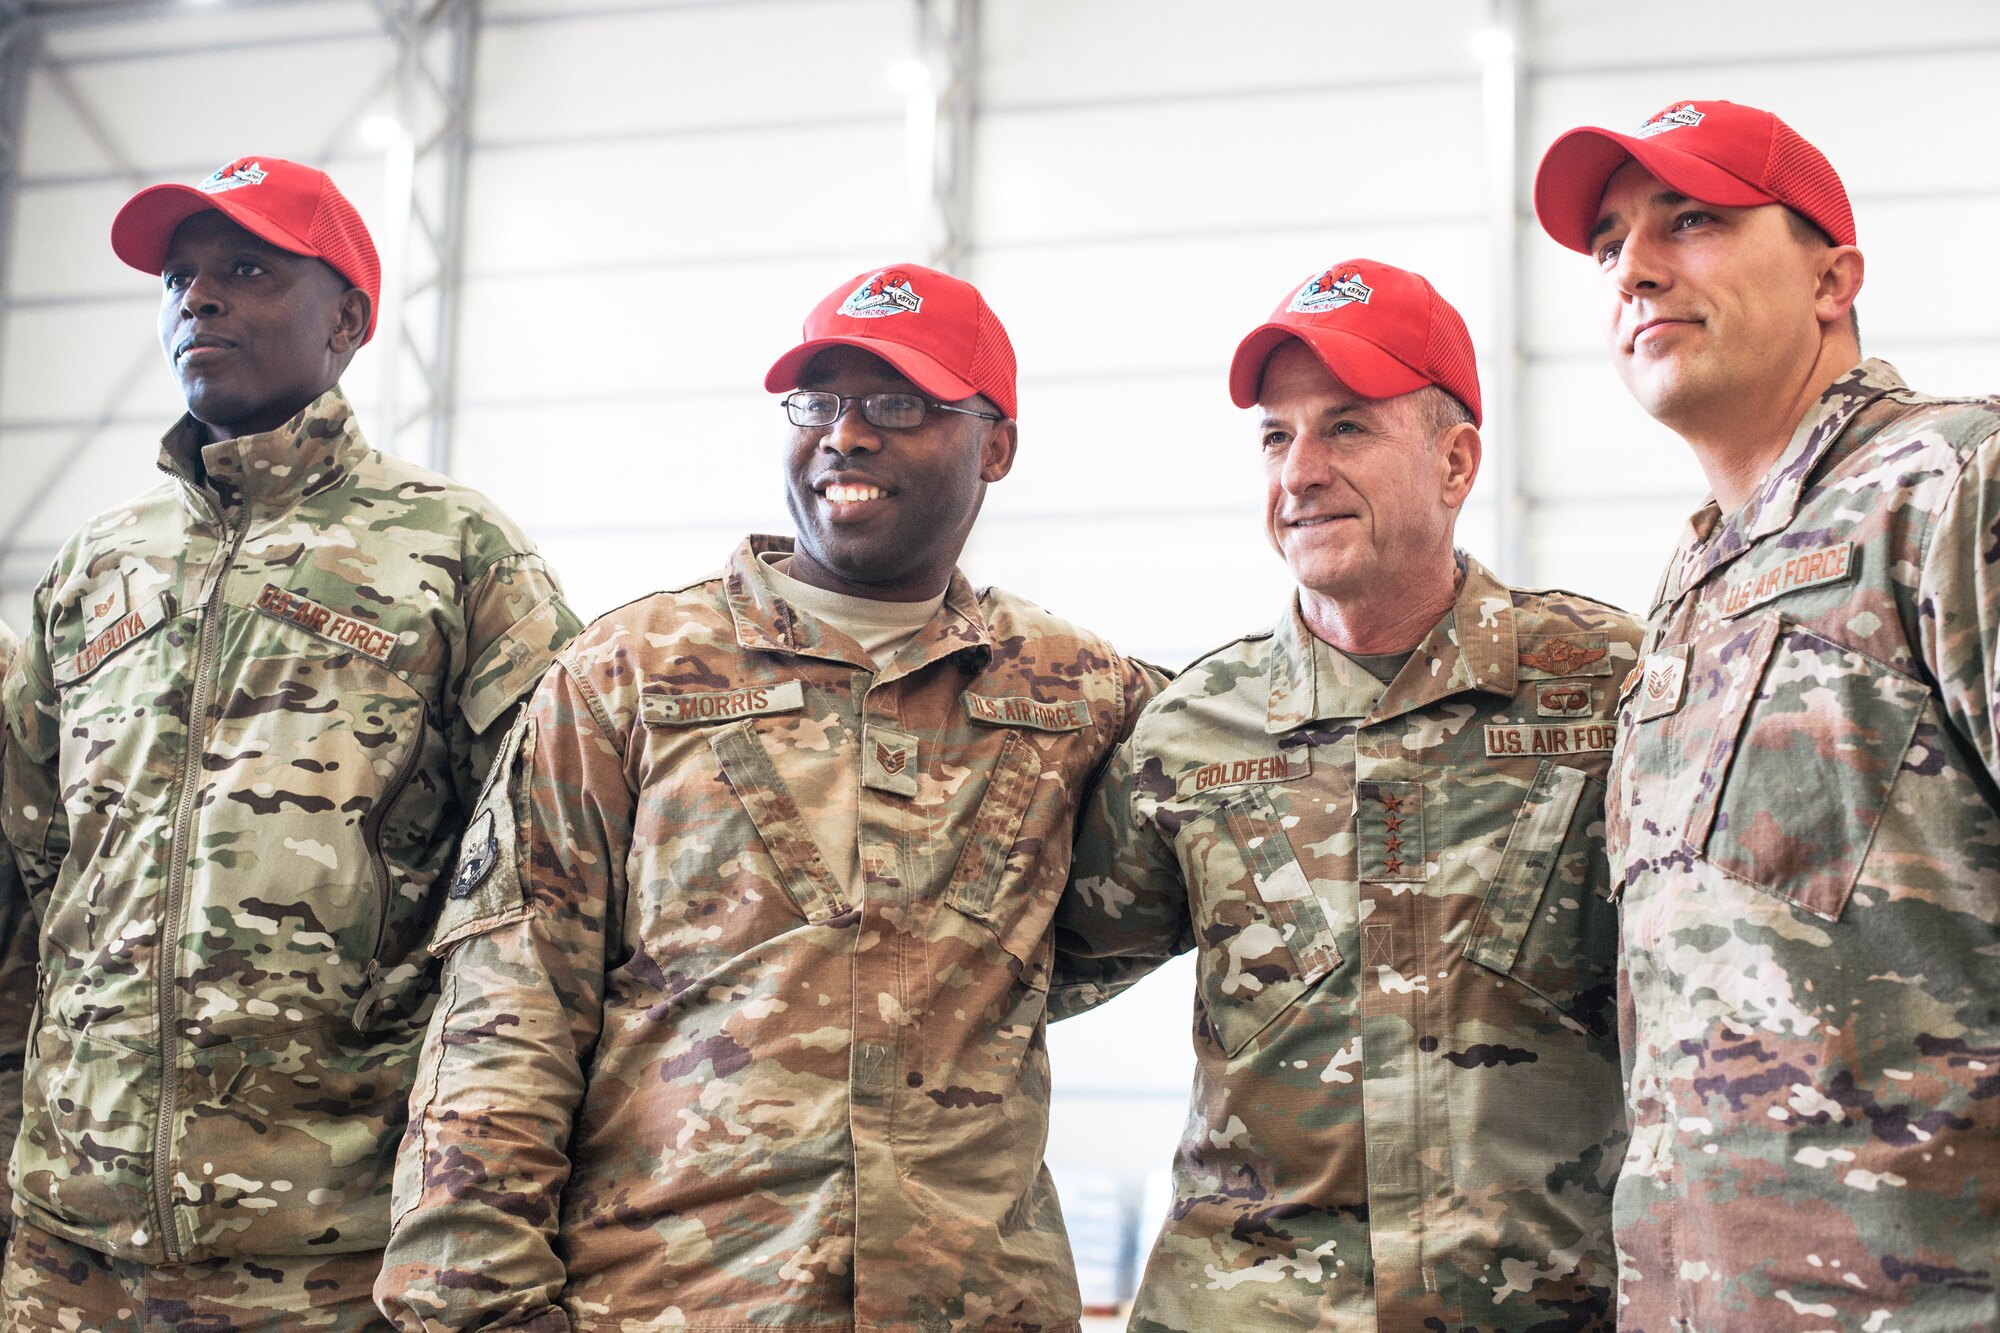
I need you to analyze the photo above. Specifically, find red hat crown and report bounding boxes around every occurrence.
[1228,259,1481,426]
[765,263,1017,420]
[112,155,383,343]
[1533,100,1853,255]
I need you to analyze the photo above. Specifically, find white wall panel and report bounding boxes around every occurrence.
[976,81,1485,247]
[465,124,909,273]
[20,41,394,178]
[455,253,889,405]
[984,0,1488,105]
[1529,0,2000,68]
[10,179,154,298]
[451,396,793,537]
[474,0,912,144]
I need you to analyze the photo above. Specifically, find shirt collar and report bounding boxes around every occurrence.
[1672,358,1903,595]
[1265,552,1518,733]
[724,535,991,672]
[157,385,369,514]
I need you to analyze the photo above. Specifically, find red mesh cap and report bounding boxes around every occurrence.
[1228,259,1481,425]
[111,156,383,343]
[1534,100,1854,254]
[764,263,1017,420]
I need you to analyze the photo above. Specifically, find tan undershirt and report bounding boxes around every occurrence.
[759,553,945,891]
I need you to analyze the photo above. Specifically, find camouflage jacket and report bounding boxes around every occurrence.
[1058,556,1638,1332]
[377,536,1163,1333]
[0,387,578,1265]
[1609,359,2000,1332]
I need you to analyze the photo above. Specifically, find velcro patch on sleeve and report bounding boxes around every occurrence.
[252,584,399,665]
[1719,540,1855,618]
[641,680,805,726]
[1484,722,1618,757]
[430,718,536,955]
[962,693,1092,732]
[1175,747,1312,798]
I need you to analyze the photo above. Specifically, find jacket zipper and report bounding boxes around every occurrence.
[354,709,427,1032]
[153,512,246,1262]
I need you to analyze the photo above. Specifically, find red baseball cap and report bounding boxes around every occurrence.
[764,262,1017,419]
[1229,259,1481,425]
[111,155,383,343]
[1534,100,1854,255]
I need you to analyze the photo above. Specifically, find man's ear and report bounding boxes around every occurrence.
[1815,244,1864,332]
[331,287,371,354]
[1439,421,1481,509]
[980,418,1018,484]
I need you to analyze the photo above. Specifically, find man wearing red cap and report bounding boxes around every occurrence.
[1057,260,1638,1329]
[0,156,578,1329]
[1536,100,2000,1330]
[375,262,1163,1332]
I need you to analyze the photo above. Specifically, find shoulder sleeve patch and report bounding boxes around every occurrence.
[430,717,536,954]
[460,592,576,736]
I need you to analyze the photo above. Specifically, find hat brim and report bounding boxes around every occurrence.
[764,335,1004,417]
[110,182,322,276]
[1228,325,1431,410]
[1533,126,1778,254]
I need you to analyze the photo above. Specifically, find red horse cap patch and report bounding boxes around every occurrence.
[1287,268,1373,313]
[838,269,923,319]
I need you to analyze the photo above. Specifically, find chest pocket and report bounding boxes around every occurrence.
[1464,761,1616,1034]
[1685,613,1926,921]
[706,720,851,926]
[942,730,1051,966]
[1183,787,1342,1057]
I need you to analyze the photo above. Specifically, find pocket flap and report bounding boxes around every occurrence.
[706,721,848,924]
[1465,761,1588,977]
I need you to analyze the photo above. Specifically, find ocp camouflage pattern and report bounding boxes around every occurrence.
[1609,359,2000,1331]
[1057,555,1638,1332]
[0,617,28,1236]
[377,535,1164,1333]
[0,387,578,1266]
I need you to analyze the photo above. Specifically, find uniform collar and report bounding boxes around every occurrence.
[1265,552,1518,733]
[158,385,369,514]
[724,535,991,672]
[1668,358,1903,598]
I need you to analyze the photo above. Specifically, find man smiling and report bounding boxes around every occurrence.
[1058,260,1638,1330]
[378,263,1163,1332]
[0,156,577,1329]
[1536,99,2000,1331]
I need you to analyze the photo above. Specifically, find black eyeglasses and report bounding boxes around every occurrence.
[781,390,1002,431]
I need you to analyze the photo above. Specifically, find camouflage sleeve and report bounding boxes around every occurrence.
[1,576,66,899]
[1050,735,1194,1020]
[452,552,583,798]
[1919,427,2000,786]
[0,624,32,1232]
[378,661,631,1333]
[1119,657,1173,738]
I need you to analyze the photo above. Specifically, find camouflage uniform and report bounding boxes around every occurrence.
[0,387,578,1287]
[1609,359,2000,1331]
[377,535,1162,1333]
[1059,555,1639,1332]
